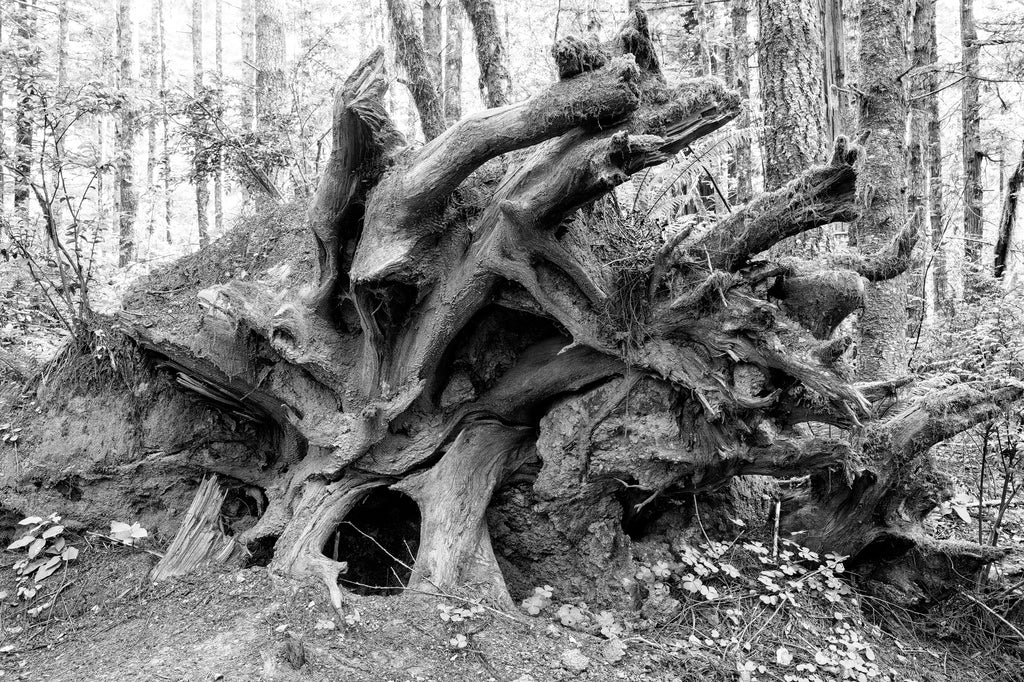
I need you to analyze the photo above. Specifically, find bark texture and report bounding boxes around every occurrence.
[116,0,139,266]
[728,0,752,204]
[443,0,463,124]
[756,0,827,191]
[460,0,512,107]
[961,0,983,263]
[852,0,912,380]
[192,0,210,249]
[995,141,1024,279]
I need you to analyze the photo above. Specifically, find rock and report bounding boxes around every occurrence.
[560,649,590,672]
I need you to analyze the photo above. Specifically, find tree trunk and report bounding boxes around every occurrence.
[821,0,849,141]
[961,0,983,264]
[908,0,931,323]
[255,0,287,180]
[54,0,69,236]
[108,13,1006,611]
[214,0,225,236]
[922,0,946,312]
[423,0,443,85]
[460,0,512,108]
[387,0,446,141]
[241,0,256,132]
[13,0,36,237]
[852,0,911,380]
[0,5,4,242]
[146,0,160,238]
[193,0,210,249]
[159,0,172,244]
[728,0,752,205]
[443,0,463,124]
[994,141,1024,280]
[116,0,139,267]
[756,0,827,192]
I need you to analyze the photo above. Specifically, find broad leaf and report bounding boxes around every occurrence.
[41,525,64,539]
[18,516,42,526]
[6,535,36,550]
[27,538,46,559]
[34,557,61,583]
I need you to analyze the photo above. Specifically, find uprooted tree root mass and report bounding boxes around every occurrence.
[110,11,1018,609]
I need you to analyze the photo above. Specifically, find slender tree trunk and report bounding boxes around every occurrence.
[146,0,160,238]
[116,0,139,267]
[214,0,224,235]
[821,0,848,141]
[159,0,172,244]
[852,0,911,380]
[961,0,983,264]
[54,0,69,236]
[0,7,4,240]
[13,0,36,237]
[444,0,463,124]
[193,0,210,249]
[255,0,287,181]
[923,0,946,312]
[241,0,256,132]
[423,0,443,85]
[756,0,827,192]
[693,0,712,76]
[387,0,446,141]
[460,0,512,108]
[908,0,930,324]
[729,0,751,204]
[994,141,1024,280]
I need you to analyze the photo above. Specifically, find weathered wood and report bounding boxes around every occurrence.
[151,476,234,581]
[113,10,1021,607]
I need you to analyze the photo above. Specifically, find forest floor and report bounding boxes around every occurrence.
[1,531,1023,682]
[4,237,1024,681]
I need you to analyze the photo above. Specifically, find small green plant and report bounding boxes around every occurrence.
[6,514,79,602]
[109,520,149,546]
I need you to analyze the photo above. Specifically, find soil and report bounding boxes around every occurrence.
[2,533,1023,682]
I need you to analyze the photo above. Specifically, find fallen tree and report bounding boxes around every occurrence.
[105,11,1019,609]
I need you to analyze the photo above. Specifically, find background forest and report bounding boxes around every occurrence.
[5,1,1024,681]
[1,0,1023,310]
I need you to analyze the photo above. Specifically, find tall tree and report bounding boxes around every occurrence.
[146,0,160,237]
[193,0,210,249]
[923,0,946,311]
[387,0,446,140]
[728,0,751,204]
[423,0,443,86]
[13,0,37,236]
[444,0,463,124]
[54,0,70,235]
[159,0,172,243]
[908,0,931,321]
[0,8,5,242]
[460,0,511,108]
[115,0,138,266]
[961,0,983,263]
[821,0,849,140]
[240,0,256,132]
[994,141,1024,280]
[756,0,827,192]
[852,0,912,379]
[214,0,224,235]
[255,0,287,176]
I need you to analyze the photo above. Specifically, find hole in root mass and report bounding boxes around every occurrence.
[324,488,421,596]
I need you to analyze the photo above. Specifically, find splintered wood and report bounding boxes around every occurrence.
[151,475,236,581]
